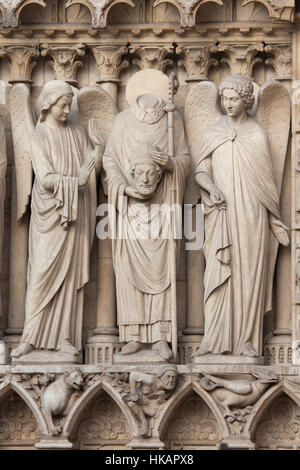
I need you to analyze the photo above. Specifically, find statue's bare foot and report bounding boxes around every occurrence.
[121,341,143,355]
[241,342,257,357]
[59,341,79,355]
[152,341,173,361]
[11,342,33,358]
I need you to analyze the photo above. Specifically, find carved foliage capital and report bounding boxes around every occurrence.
[176,44,218,81]
[265,44,292,80]
[130,45,174,72]
[0,45,39,83]
[218,43,264,77]
[41,43,86,85]
[91,45,129,82]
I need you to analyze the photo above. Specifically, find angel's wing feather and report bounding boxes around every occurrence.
[184,81,222,204]
[77,85,117,144]
[9,84,35,220]
[256,80,291,193]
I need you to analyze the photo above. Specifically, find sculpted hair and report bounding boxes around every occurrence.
[219,74,255,110]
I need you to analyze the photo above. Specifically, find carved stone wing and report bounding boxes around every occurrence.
[256,80,291,194]
[256,81,291,314]
[77,85,117,145]
[9,83,35,220]
[184,80,222,204]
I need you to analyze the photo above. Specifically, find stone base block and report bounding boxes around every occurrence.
[12,349,81,365]
[193,354,264,365]
[127,437,165,449]
[85,335,121,364]
[264,331,292,365]
[35,439,74,449]
[114,349,168,364]
[178,335,203,364]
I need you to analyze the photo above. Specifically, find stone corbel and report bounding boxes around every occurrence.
[176,44,218,82]
[153,0,223,28]
[91,44,129,84]
[65,0,135,29]
[0,0,46,28]
[130,45,174,72]
[0,45,39,83]
[264,44,292,81]
[40,43,86,86]
[241,0,294,22]
[218,43,264,77]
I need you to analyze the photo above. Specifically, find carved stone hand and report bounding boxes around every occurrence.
[269,215,290,246]
[78,157,95,187]
[150,149,174,171]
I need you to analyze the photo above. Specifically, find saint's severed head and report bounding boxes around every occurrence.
[130,141,163,198]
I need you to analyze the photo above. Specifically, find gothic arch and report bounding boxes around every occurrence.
[245,382,300,440]
[0,380,48,436]
[156,380,227,448]
[64,379,137,441]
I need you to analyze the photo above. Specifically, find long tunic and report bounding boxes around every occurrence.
[103,102,190,343]
[195,116,280,356]
[21,121,96,351]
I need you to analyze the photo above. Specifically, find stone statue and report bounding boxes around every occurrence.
[11,80,105,361]
[103,69,190,361]
[126,365,177,437]
[184,75,290,359]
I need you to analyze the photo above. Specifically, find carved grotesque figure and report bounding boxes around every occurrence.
[11,80,103,360]
[127,365,178,437]
[41,367,84,435]
[103,69,190,362]
[190,74,289,358]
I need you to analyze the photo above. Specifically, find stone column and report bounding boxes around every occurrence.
[218,42,264,76]
[175,45,219,362]
[2,46,39,356]
[264,43,292,364]
[85,45,129,364]
[40,43,86,86]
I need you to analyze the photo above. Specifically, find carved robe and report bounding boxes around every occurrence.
[103,101,190,344]
[20,121,96,351]
[195,116,280,356]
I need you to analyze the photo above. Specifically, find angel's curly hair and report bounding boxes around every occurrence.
[219,74,254,110]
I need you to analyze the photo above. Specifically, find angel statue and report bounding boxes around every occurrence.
[103,69,190,362]
[184,74,290,358]
[10,80,116,361]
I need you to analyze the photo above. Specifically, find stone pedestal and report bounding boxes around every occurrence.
[12,350,82,365]
[193,355,264,365]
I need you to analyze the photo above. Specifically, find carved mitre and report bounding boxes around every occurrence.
[126,68,169,107]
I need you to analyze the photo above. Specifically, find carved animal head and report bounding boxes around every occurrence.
[64,367,84,391]
[251,369,278,384]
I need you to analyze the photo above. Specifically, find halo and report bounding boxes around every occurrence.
[126,69,169,106]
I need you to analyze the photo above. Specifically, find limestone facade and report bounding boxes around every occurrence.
[0,0,298,450]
